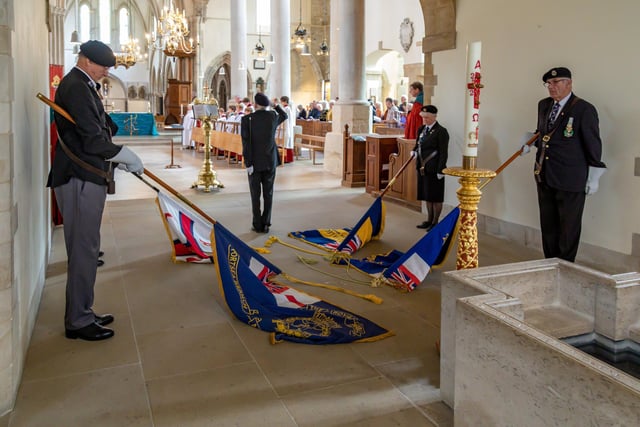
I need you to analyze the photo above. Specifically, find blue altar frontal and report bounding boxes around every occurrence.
[110,112,159,136]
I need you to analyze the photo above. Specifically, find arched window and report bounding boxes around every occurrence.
[119,7,130,45]
[79,3,90,42]
[99,0,111,43]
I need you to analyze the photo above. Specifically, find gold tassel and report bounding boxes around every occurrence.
[252,247,271,254]
[279,273,383,305]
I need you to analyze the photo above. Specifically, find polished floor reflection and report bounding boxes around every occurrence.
[6,140,542,426]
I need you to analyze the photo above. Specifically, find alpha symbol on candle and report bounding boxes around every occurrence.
[467,71,484,109]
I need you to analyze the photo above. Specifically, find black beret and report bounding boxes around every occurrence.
[421,105,438,114]
[254,92,270,107]
[79,40,116,67]
[542,67,571,82]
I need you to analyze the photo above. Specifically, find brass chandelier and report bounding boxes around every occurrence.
[146,2,195,57]
[115,0,146,68]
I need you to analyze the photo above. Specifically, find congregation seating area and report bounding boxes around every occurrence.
[188,119,326,167]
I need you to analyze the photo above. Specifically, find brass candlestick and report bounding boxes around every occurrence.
[191,96,224,192]
[443,161,495,270]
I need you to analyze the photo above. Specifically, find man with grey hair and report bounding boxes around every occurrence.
[48,40,144,341]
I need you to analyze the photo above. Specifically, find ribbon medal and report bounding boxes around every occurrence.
[564,117,574,137]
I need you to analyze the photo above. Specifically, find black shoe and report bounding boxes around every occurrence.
[262,226,270,233]
[416,221,431,229]
[65,323,114,341]
[251,226,264,232]
[95,313,114,326]
[99,251,104,258]
[426,222,438,232]
[97,259,105,267]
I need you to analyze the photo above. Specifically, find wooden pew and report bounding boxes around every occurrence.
[192,126,243,166]
[297,134,325,165]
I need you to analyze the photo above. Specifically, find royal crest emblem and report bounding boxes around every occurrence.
[399,18,414,53]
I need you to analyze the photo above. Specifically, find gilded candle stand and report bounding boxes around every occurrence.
[443,166,495,270]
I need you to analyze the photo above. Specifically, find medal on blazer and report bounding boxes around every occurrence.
[564,117,574,137]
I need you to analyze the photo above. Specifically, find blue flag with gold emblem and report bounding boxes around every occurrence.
[211,221,393,344]
[289,197,386,255]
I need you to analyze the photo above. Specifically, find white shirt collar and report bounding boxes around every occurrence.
[74,66,96,87]
[555,92,572,109]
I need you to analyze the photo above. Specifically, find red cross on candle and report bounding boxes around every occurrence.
[467,72,484,109]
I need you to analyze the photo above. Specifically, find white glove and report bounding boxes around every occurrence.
[410,150,417,157]
[108,146,144,175]
[585,166,605,195]
[437,173,444,180]
[247,166,254,175]
[519,131,535,156]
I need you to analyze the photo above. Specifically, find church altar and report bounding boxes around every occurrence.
[109,112,159,136]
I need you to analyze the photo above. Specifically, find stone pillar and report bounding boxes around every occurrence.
[230,0,248,98]
[324,0,370,177]
[191,15,201,97]
[269,0,290,99]
[329,0,339,101]
[50,6,65,65]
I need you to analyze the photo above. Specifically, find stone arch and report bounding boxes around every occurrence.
[419,0,456,103]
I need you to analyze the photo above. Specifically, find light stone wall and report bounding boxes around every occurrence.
[0,0,51,415]
[430,0,640,259]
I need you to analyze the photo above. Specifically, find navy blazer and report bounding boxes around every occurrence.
[534,93,606,192]
[241,105,287,171]
[413,122,449,175]
[47,67,121,188]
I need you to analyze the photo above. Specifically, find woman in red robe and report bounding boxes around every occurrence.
[404,81,424,139]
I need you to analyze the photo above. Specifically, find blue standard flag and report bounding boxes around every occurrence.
[289,197,386,255]
[211,222,393,344]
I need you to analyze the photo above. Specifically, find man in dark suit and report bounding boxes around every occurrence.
[241,92,287,233]
[414,105,449,231]
[524,67,606,262]
[48,40,144,340]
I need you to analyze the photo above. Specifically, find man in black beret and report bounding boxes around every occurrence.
[521,67,606,262]
[241,93,287,233]
[47,40,144,341]
[413,105,449,231]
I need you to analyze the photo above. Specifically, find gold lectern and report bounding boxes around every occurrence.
[191,96,224,192]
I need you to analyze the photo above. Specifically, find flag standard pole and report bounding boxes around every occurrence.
[36,92,218,225]
[478,132,539,191]
[379,152,416,199]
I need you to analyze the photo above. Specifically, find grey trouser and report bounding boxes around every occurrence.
[54,178,107,330]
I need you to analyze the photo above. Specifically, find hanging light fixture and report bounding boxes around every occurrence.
[252,26,267,58]
[300,44,311,56]
[70,0,80,44]
[218,66,226,75]
[115,0,146,68]
[146,1,196,57]
[316,5,329,56]
[291,0,311,50]
[316,39,329,56]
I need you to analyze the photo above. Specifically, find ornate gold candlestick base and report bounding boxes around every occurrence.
[443,165,496,270]
[191,117,224,192]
